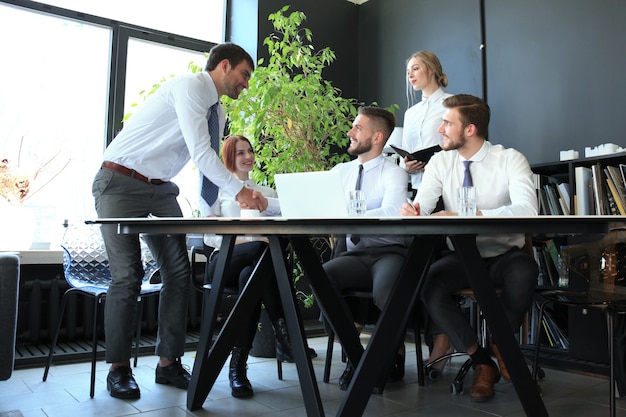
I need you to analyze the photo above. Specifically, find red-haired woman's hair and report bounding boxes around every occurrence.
[221,135,251,173]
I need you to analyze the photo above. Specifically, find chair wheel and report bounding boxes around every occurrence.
[426,367,441,380]
[450,380,463,395]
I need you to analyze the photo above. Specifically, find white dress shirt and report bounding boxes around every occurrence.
[415,140,539,257]
[401,88,452,188]
[331,154,409,249]
[102,71,242,198]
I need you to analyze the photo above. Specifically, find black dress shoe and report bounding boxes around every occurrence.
[107,366,140,399]
[339,362,354,391]
[155,358,191,389]
[307,347,318,359]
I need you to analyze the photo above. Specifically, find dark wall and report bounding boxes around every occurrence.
[358,0,483,125]
[228,0,360,100]
[360,0,626,165]
[485,0,626,164]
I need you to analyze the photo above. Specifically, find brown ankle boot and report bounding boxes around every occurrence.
[469,364,500,402]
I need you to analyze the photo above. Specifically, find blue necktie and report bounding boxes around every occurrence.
[201,103,220,206]
[463,160,473,187]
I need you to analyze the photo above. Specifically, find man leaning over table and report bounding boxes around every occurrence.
[399,94,538,402]
[92,42,267,400]
[323,105,409,390]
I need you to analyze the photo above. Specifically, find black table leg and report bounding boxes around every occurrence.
[291,235,437,416]
[289,237,364,372]
[450,234,548,417]
[187,237,268,410]
[334,235,438,417]
[269,237,325,416]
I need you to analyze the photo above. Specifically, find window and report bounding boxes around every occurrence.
[0,4,110,244]
[0,0,222,248]
[124,38,207,217]
[33,0,224,43]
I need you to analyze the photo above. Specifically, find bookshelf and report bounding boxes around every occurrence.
[528,152,626,375]
[532,152,626,215]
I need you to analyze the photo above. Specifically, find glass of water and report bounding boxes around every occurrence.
[349,190,366,215]
[457,186,477,217]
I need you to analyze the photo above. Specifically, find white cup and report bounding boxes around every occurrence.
[457,186,477,217]
[240,209,260,218]
[349,190,366,216]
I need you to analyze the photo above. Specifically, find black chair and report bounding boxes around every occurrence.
[0,252,20,381]
[190,244,285,379]
[532,230,626,417]
[43,223,161,398]
[323,288,426,390]
[321,236,427,391]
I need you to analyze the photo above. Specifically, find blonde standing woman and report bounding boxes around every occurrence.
[401,50,451,193]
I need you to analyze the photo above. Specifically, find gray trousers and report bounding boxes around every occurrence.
[323,245,408,325]
[420,248,538,352]
[92,168,191,363]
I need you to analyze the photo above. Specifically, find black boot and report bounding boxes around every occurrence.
[273,318,295,363]
[229,346,253,398]
[339,361,355,391]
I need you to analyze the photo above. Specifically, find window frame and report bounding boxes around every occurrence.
[1,0,218,145]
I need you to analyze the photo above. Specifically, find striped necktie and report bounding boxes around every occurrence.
[201,103,220,206]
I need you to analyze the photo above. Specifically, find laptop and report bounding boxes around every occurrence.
[274,170,349,218]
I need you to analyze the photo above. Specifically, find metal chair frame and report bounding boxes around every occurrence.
[42,224,161,398]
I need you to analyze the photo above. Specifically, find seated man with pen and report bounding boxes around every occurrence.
[323,105,409,390]
[400,94,538,402]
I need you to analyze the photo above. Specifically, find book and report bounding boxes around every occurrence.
[556,183,571,215]
[574,166,592,215]
[389,144,442,162]
[538,187,551,215]
[591,163,607,215]
[607,165,626,210]
[544,183,563,215]
[541,247,558,287]
[605,176,625,215]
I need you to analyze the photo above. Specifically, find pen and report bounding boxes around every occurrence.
[406,198,416,210]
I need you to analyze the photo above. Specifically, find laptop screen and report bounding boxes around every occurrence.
[274,170,349,218]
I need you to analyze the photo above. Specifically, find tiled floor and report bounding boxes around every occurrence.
[1,334,625,417]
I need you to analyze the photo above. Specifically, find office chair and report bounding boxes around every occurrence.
[321,236,427,392]
[425,234,535,394]
[423,288,503,394]
[43,222,161,398]
[323,288,426,390]
[532,230,626,417]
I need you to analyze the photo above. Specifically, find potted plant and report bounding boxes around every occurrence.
[221,5,359,186]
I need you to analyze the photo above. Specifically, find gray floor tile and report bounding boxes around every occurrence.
[2,335,626,416]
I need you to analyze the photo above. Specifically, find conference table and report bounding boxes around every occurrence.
[89,215,623,417]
